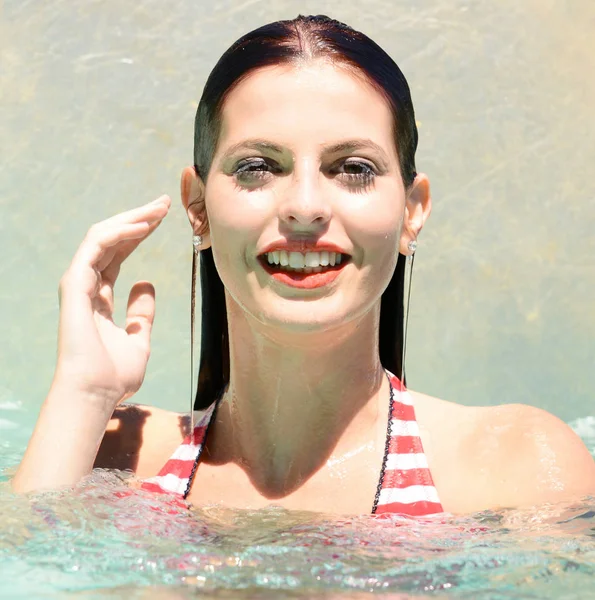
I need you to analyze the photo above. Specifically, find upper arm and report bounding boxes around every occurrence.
[94,403,188,478]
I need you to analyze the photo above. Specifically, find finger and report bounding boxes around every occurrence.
[104,195,171,228]
[92,216,165,316]
[96,278,115,315]
[125,281,156,356]
[87,200,169,273]
[73,222,151,272]
[72,197,170,269]
[59,223,149,304]
[71,195,170,270]
[98,217,164,279]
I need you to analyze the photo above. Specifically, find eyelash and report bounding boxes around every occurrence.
[234,158,276,185]
[333,160,376,190]
[232,158,377,191]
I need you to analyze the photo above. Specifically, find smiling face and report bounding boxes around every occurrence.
[187,60,427,334]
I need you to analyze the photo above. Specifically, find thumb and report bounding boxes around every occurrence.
[125,281,156,355]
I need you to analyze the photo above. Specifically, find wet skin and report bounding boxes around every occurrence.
[97,61,595,514]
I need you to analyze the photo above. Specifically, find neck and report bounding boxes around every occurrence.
[207,293,387,498]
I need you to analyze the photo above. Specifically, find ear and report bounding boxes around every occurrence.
[180,166,211,249]
[399,173,432,255]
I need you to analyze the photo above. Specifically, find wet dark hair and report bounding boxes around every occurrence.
[193,15,418,409]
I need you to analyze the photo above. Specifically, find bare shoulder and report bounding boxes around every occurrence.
[94,403,189,478]
[409,391,595,512]
[478,403,595,504]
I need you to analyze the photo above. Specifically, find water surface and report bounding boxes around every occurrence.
[1,466,594,599]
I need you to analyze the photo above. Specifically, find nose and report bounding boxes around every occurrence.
[278,162,331,231]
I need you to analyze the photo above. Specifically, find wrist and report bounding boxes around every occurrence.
[12,375,120,494]
[48,376,122,419]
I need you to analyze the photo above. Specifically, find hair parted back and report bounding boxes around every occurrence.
[192,14,418,409]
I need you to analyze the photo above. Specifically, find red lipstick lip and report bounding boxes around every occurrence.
[256,241,352,290]
[258,241,351,257]
[260,260,348,289]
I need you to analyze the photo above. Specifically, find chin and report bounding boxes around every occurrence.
[250,292,370,336]
[225,275,379,337]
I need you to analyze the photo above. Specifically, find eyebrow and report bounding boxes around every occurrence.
[322,139,391,168]
[220,139,285,161]
[219,137,391,168]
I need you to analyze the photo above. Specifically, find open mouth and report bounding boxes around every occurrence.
[258,250,351,288]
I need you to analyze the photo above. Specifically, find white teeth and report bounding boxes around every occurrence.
[264,250,346,270]
[289,252,305,268]
[304,252,320,267]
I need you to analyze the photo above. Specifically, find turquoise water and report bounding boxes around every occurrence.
[2,0,595,597]
[1,471,595,600]
[1,403,594,598]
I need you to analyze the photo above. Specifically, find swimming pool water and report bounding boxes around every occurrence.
[1,404,594,599]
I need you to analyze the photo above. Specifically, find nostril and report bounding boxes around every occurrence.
[282,211,331,227]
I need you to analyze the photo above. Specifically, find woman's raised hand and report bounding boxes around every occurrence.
[12,196,172,492]
[55,195,172,411]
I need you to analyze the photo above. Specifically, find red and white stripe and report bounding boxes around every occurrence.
[140,404,216,498]
[374,372,443,516]
[141,372,443,517]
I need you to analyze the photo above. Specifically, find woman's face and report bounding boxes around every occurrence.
[200,60,422,334]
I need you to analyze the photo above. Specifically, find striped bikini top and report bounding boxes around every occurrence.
[141,371,443,517]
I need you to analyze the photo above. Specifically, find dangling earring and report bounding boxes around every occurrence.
[190,234,202,432]
[400,240,417,388]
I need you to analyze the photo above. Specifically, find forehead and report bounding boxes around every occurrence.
[216,60,397,158]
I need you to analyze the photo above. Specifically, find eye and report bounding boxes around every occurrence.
[331,159,377,190]
[233,158,280,188]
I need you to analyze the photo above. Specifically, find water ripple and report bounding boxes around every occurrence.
[0,469,594,599]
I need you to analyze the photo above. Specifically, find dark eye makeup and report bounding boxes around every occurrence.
[232,157,280,187]
[231,156,379,191]
[330,159,377,190]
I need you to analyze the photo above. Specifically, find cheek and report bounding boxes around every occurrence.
[204,180,274,286]
[207,182,271,235]
[345,187,404,265]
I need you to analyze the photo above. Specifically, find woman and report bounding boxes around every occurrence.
[13,15,595,516]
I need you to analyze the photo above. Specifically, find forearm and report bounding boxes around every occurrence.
[11,380,117,493]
